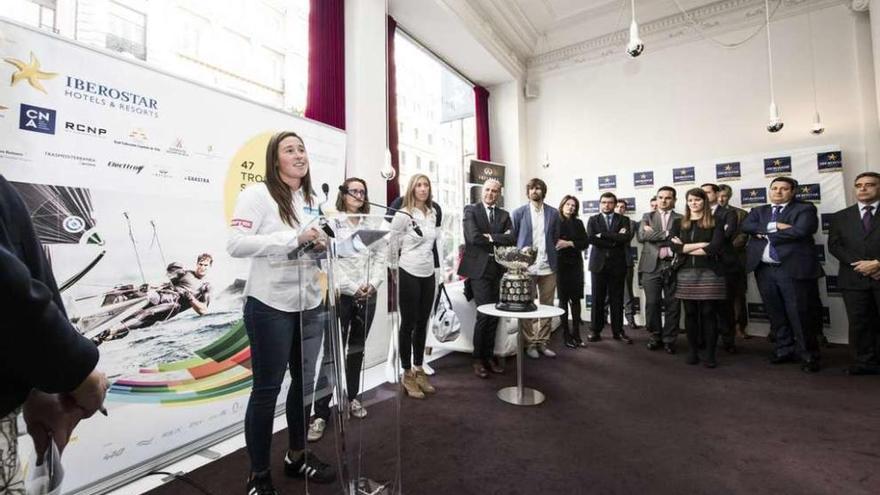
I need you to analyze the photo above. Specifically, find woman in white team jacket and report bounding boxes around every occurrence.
[227,131,335,494]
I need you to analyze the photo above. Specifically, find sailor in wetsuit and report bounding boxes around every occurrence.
[92,253,212,345]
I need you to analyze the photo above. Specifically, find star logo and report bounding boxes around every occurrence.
[3,52,58,94]
[725,164,732,171]
[801,186,810,193]
[640,173,646,179]
[827,153,837,161]
[750,191,758,197]
[773,159,782,166]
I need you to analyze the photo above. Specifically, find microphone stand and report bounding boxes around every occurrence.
[339,186,423,237]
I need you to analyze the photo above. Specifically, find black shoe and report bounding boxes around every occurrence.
[587,332,602,342]
[769,354,796,365]
[801,359,820,373]
[646,340,662,351]
[247,472,278,495]
[613,333,634,344]
[284,451,336,484]
[664,344,676,354]
[575,339,587,348]
[564,338,578,349]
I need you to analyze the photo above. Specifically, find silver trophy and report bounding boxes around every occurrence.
[494,246,538,312]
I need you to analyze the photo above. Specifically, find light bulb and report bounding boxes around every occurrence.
[626,19,644,58]
[810,112,825,135]
[766,102,783,133]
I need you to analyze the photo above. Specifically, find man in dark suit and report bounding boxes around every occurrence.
[0,175,108,490]
[638,186,683,353]
[702,183,740,353]
[587,192,634,343]
[742,177,824,372]
[604,199,640,328]
[718,184,750,340]
[458,179,515,378]
[511,178,561,359]
[828,171,880,375]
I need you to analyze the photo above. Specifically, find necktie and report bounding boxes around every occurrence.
[606,214,612,229]
[488,206,495,225]
[769,206,781,262]
[659,211,670,259]
[864,205,875,233]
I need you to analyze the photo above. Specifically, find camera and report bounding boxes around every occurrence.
[626,41,645,58]
[766,120,784,133]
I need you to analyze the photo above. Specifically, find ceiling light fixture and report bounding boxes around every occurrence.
[626,0,644,58]
[806,13,824,135]
[764,0,783,133]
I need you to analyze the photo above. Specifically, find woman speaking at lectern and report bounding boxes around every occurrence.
[227,131,335,494]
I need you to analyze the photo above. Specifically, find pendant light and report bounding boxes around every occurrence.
[626,0,644,58]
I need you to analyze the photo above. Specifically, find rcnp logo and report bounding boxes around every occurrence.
[64,121,107,137]
[19,103,56,134]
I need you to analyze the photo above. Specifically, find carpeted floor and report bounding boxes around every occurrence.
[146,328,880,495]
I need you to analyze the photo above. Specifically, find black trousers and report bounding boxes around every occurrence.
[471,261,503,361]
[605,265,636,324]
[684,299,720,362]
[314,294,377,421]
[591,268,625,334]
[754,264,821,361]
[842,288,880,368]
[557,264,584,335]
[399,268,435,369]
[642,262,681,344]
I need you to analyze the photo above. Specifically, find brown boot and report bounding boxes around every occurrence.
[402,370,425,399]
[414,369,436,394]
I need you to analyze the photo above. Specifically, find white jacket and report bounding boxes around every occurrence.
[226,183,323,312]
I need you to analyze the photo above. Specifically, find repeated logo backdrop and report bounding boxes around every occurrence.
[570,145,848,343]
[0,21,346,494]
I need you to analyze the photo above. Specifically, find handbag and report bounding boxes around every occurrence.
[431,283,461,343]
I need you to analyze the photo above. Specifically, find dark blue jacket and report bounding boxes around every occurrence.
[511,203,561,272]
[741,200,824,280]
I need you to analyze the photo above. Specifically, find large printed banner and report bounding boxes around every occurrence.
[575,145,848,343]
[0,20,345,493]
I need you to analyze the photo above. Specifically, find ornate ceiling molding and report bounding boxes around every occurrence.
[527,0,848,78]
[437,0,528,79]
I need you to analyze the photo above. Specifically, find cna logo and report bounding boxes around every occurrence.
[19,103,56,134]
[3,52,58,94]
[64,121,107,137]
[106,160,144,174]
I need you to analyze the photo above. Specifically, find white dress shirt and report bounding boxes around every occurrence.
[529,202,552,275]
[391,206,439,278]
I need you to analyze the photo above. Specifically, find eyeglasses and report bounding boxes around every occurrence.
[346,189,366,198]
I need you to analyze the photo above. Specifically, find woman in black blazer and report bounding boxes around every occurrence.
[556,195,589,348]
[671,188,726,368]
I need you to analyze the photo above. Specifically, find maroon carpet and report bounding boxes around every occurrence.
[145,330,880,494]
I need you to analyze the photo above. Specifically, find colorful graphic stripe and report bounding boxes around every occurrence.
[108,320,253,406]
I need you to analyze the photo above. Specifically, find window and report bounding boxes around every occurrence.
[400,150,407,166]
[105,1,147,60]
[19,0,310,113]
[395,32,476,283]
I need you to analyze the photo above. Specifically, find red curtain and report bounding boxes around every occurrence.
[305,0,345,129]
[386,16,401,202]
[474,85,490,161]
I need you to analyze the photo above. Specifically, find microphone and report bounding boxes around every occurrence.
[338,185,423,237]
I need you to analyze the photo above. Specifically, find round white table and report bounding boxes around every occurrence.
[477,304,565,406]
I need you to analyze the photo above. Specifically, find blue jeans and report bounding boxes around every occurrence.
[243,297,324,473]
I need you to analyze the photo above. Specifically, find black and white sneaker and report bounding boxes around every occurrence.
[283,451,336,484]
[246,472,278,495]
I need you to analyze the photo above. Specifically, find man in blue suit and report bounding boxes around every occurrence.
[511,178,561,359]
[742,177,824,372]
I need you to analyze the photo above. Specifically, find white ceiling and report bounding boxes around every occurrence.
[391,0,845,84]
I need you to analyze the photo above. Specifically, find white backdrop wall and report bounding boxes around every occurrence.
[523,4,879,205]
